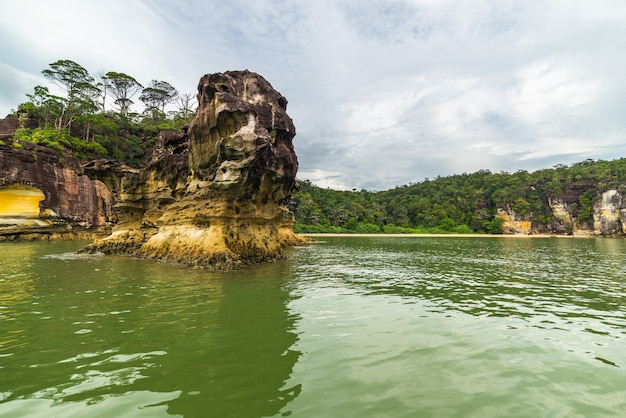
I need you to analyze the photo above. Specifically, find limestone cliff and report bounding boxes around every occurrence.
[496,207,532,235]
[593,190,626,236]
[0,139,114,240]
[496,186,626,236]
[82,70,307,268]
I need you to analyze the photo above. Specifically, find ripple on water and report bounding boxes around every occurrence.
[2,238,626,417]
[281,237,626,417]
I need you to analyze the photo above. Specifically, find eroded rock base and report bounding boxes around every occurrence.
[81,220,307,269]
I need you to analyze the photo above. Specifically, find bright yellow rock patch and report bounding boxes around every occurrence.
[0,185,45,218]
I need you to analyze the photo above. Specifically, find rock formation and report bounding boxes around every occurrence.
[593,190,626,235]
[82,70,307,268]
[497,186,626,236]
[496,208,532,235]
[0,140,114,240]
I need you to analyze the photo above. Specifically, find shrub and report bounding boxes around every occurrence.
[355,222,382,233]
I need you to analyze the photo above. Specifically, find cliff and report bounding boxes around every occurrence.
[82,70,307,268]
[0,139,114,241]
[497,187,626,236]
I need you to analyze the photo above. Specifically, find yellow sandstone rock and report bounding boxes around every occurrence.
[82,71,307,268]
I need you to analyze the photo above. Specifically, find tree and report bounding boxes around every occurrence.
[41,59,99,131]
[95,70,109,112]
[139,80,179,120]
[482,217,505,234]
[176,93,197,122]
[22,86,64,127]
[103,72,143,117]
[42,60,96,100]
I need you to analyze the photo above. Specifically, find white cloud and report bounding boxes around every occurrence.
[297,169,352,190]
[1,0,626,189]
[0,64,47,115]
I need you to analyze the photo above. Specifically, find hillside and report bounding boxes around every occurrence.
[290,159,626,236]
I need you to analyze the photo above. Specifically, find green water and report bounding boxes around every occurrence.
[1,237,625,417]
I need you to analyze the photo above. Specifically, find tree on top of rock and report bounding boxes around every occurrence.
[139,80,179,120]
[41,59,100,131]
[42,60,96,100]
[104,72,143,117]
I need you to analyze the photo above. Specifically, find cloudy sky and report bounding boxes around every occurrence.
[2,0,626,190]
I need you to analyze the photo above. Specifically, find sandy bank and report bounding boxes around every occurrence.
[300,233,591,238]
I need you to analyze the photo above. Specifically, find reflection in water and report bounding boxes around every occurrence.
[0,242,301,417]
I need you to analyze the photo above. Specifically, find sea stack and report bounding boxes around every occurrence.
[83,70,307,268]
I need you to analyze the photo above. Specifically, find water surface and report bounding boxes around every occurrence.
[1,237,625,417]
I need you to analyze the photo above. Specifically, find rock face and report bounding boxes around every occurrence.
[496,207,532,235]
[0,113,38,140]
[83,70,307,268]
[547,198,575,233]
[497,187,626,236]
[0,140,114,240]
[593,190,626,236]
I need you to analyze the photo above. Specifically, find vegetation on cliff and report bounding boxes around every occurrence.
[290,158,626,234]
[9,59,195,167]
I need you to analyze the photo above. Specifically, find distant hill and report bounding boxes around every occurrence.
[290,158,626,236]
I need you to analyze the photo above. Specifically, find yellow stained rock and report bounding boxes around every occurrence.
[0,185,45,218]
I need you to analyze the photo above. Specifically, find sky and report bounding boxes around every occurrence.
[1,0,626,190]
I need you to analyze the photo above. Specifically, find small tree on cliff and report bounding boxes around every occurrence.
[94,70,109,112]
[104,72,143,117]
[139,80,179,120]
[176,93,197,123]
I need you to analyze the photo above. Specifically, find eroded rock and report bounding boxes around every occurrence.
[83,70,307,268]
[0,140,115,240]
[593,190,626,236]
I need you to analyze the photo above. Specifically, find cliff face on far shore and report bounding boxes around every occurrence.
[498,186,626,236]
[81,70,307,268]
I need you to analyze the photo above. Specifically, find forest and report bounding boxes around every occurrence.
[4,59,195,167]
[289,158,626,234]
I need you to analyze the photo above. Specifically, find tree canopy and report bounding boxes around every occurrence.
[12,59,196,166]
[139,80,179,120]
[103,72,143,117]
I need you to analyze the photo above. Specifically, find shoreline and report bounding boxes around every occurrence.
[300,233,594,238]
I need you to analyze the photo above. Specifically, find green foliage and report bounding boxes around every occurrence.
[12,58,195,167]
[482,218,505,234]
[41,60,100,131]
[23,86,66,128]
[12,127,107,159]
[577,189,596,224]
[292,158,626,235]
[355,222,382,233]
[345,218,358,230]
